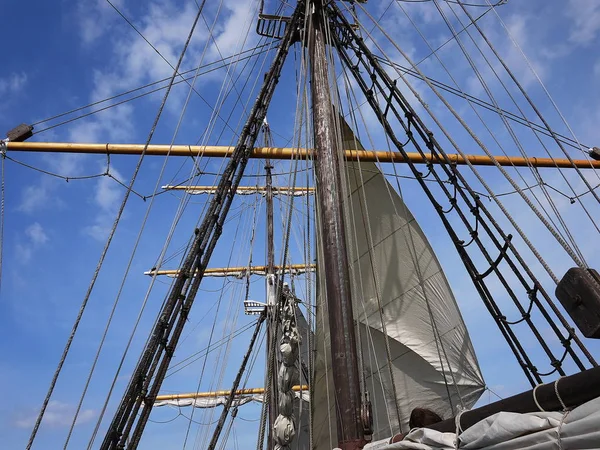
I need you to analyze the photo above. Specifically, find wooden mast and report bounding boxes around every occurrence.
[309,1,366,449]
[6,141,600,168]
[263,121,278,450]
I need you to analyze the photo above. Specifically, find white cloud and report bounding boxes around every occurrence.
[69,1,205,143]
[107,2,200,85]
[14,400,96,428]
[14,243,33,265]
[17,154,86,213]
[18,184,51,214]
[96,173,123,211]
[566,0,600,45]
[15,222,49,264]
[25,222,49,245]
[83,167,125,241]
[594,59,600,76]
[77,0,124,45]
[68,0,262,144]
[0,72,27,96]
[465,12,547,92]
[208,0,260,59]
[503,13,546,83]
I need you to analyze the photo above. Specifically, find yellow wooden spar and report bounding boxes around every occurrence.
[155,385,309,402]
[6,141,600,169]
[145,264,316,277]
[163,185,315,194]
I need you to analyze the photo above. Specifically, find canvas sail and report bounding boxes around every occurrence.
[311,118,485,448]
[364,395,600,450]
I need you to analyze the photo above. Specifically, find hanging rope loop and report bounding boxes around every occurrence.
[532,383,546,412]
[554,376,567,411]
[453,405,469,449]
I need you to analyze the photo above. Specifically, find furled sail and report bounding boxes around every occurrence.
[154,391,309,409]
[311,118,485,447]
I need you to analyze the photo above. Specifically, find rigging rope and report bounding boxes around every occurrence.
[350,0,593,332]
[456,0,600,239]
[356,2,588,273]
[342,1,588,155]
[481,0,600,174]
[96,3,302,447]
[168,320,260,377]
[182,5,290,449]
[206,315,265,450]
[105,0,249,141]
[87,24,281,446]
[332,1,594,385]
[88,1,261,447]
[368,55,588,154]
[34,46,274,137]
[349,1,597,370]
[190,48,282,445]
[0,141,5,296]
[261,6,311,448]
[335,46,402,432]
[26,0,207,444]
[341,64,465,423]
[67,0,259,443]
[191,167,265,450]
[182,4,253,447]
[31,43,274,128]
[429,0,591,262]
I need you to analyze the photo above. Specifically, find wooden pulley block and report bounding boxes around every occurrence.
[556,268,600,339]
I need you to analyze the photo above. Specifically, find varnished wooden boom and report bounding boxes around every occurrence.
[6,141,600,169]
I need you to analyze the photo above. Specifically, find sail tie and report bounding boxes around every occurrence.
[554,377,571,450]
[453,405,469,450]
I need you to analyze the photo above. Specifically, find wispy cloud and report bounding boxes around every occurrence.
[0,72,27,96]
[15,222,49,264]
[25,222,49,245]
[70,1,205,143]
[566,0,600,45]
[459,10,549,95]
[208,0,260,58]
[68,0,262,145]
[76,0,124,45]
[18,184,52,214]
[17,154,86,213]
[13,400,96,429]
[83,167,124,241]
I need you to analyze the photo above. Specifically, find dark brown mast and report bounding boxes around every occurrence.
[263,121,278,450]
[308,1,366,449]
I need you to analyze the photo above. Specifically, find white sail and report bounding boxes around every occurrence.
[364,396,600,450]
[153,392,309,408]
[312,119,485,447]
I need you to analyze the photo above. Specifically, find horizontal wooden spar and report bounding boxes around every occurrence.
[145,263,316,277]
[163,185,315,194]
[6,141,600,169]
[155,384,308,401]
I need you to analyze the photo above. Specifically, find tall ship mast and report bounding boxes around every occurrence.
[2,1,600,449]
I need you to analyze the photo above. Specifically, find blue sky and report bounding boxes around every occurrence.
[1,0,600,448]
